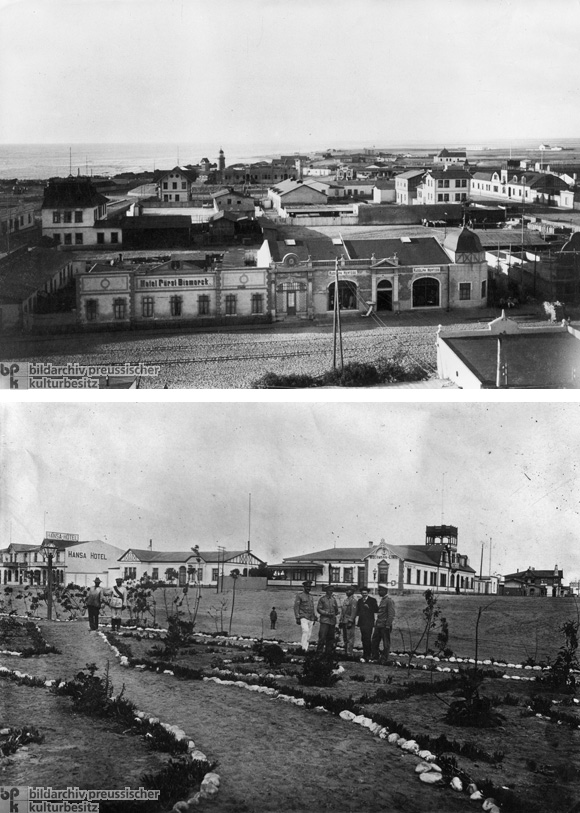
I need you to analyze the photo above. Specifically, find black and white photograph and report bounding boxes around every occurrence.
[1,401,580,812]
[1,0,580,389]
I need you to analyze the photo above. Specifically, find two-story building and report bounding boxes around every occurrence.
[41,177,110,247]
[417,168,470,205]
[470,166,572,208]
[212,188,256,213]
[156,167,198,202]
[395,170,425,205]
[501,565,564,596]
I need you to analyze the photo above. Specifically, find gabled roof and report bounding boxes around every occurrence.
[3,543,40,553]
[212,188,254,200]
[42,178,108,209]
[343,237,451,266]
[444,227,483,255]
[269,179,328,197]
[504,568,563,580]
[424,168,471,179]
[282,544,475,571]
[118,548,265,565]
[156,166,198,183]
[395,170,425,180]
[440,331,580,388]
[438,148,467,157]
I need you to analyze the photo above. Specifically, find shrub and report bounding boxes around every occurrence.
[254,372,317,388]
[375,355,426,383]
[320,362,379,387]
[298,652,339,687]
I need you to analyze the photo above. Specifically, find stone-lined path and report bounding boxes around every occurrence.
[1,620,471,813]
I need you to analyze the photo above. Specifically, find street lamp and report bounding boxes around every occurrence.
[42,540,57,620]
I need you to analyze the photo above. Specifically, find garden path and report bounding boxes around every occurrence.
[1,620,471,813]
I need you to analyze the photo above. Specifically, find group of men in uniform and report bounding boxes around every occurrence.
[293,580,395,662]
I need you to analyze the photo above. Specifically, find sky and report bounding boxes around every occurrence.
[1,0,580,147]
[1,401,579,581]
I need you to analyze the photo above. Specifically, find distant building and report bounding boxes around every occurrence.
[41,177,110,247]
[395,170,424,205]
[470,166,572,208]
[268,179,329,212]
[268,525,476,593]
[212,188,256,213]
[0,536,125,587]
[372,180,396,204]
[156,167,198,202]
[501,565,564,597]
[434,148,467,165]
[117,546,265,585]
[437,312,580,388]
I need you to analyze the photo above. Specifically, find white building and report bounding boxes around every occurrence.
[117,546,266,586]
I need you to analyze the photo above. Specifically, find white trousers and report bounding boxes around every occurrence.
[300,618,314,651]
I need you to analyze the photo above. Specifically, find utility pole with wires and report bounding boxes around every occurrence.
[332,258,344,372]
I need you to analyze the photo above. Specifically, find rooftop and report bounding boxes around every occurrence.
[0,248,73,304]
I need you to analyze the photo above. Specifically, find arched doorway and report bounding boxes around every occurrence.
[376,279,393,311]
[328,280,358,311]
[412,277,440,307]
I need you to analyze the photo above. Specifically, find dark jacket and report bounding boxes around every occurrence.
[356,595,378,629]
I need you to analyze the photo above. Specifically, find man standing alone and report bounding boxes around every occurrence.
[356,587,378,660]
[294,581,317,652]
[339,586,358,657]
[371,583,396,663]
[86,577,103,632]
[316,584,339,655]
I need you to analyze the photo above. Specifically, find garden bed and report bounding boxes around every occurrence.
[0,617,60,657]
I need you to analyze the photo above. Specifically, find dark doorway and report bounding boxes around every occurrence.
[287,291,296,315]
[412,277,440,307]
[376,279,393,311]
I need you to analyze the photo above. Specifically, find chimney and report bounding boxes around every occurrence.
[149,539,152,551]
[368,540,374,547]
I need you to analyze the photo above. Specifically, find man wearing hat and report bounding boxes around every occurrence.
[108,577,127,632]
[294,580,317,652]
[356,587,379,660]
[316,584,339,655]
[85,577,104,632]
[371,583,396,663]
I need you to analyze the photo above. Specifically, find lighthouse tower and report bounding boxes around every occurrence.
[218,148,225,182]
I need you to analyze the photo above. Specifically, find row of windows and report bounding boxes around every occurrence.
[84,294,265,321]
[52,232,119,245]
[436,179,468,188]
[53,211,83,224]
[404,568,474,589]
[437,193,468,202]
[162,182,188,190]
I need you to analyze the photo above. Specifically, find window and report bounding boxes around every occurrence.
[163,195,169,202]
[53,233,61,244]
[437,194,443,202]
[124,567,137,580]
[343,567,353,583]
[330,567,340,583]
[444,193,449,202]
[75,233,83,245]
[151,568,159,580]
[64,211,72,223]
[443,180,449,188]
[170,295,183,317]
[423,571,428,585]
[113,298,127,319]
[28,213,32,224]
[413,277,439,307]
[198,294,210,315]
[459,282,471,301]
[455,193,460,201]
[142,296,154,317]
[181,182,186,190]
[64,233,72,245]
[97,233,105,244]
[227,198,232,205]
[430,572,436,586]
[163,182,168,190]
[251,293,263,314]
[481,279,487,299]
[212,568,219,581]
[406,568,411,583]
[111,232,119,244]
[416,570,421,584]
[440,573,447,587]
[172,182,177,189]
[85,299,98,321]
[74,211,83,223]
[52,212,61,224]
[225,294,237,315]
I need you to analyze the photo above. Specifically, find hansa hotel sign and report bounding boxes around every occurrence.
[46,531,79,542]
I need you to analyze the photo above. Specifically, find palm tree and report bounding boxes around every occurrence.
[229,569,240,634]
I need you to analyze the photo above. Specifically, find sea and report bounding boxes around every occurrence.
[2,138,580,181]
[0,142,304,181]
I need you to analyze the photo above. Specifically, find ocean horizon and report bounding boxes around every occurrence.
[1,138,579,181]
